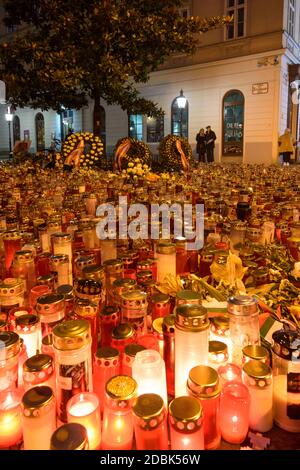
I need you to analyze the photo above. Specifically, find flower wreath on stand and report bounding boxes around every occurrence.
[158,134,193,172]
[114,137,152,170]
[62,132,104,169]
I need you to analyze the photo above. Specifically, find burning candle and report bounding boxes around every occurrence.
[52,233,73,285]
[3,231,22,273]
[22,386,56,450]
[15,314,40,358]
[93,346,120,413]
[156,242,176,283]
[120,289,148,337]
[132,394,169,450]
[122,344,146,376]
[0,331,20,392]
[23,353,55,392]
[218,363,242,387]
[67,392,101,450]
[0,390,23,449]
[169,396,204,450]
[102,375,137,450]
[208,340,228,369]
[50,422,89,450]
[36,293,65,338]
[220,381,250,444]
[132,349,168,407]
[111,323,136,355]
[73,298,99,356]
[209,315,232,362]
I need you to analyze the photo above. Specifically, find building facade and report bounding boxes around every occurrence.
[0,0,300,164]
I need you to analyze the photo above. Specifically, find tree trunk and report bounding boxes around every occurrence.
[93,91,101,137]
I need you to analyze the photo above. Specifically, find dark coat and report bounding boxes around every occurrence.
[205,130,217,148]
[196,134,206,154]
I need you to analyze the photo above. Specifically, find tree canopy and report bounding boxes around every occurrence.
[0,0,231,134]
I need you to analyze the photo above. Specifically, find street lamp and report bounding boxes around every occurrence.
[177,89,187,137]
[5,106,13,157]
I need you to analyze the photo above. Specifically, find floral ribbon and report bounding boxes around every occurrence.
[175,139,189,171]
[65,139,85,168]
[115,138,131,170]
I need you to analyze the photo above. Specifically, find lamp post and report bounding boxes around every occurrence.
[5,106,13,157]
[177,90,187,138]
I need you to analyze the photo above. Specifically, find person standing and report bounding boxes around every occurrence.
[196,128,206,163]
[205,126,217,163]
[278,129,295,166]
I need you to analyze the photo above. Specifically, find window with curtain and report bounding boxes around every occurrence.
[171,95,188,139]
[225,0,246,40]
[129,114,143,140]
[223,90,244,156]
[146,116,164,143]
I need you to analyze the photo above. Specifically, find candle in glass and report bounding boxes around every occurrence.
[220,381,250,444]
[242,344,270,365]
[50,422,89,450]
[122,344,146,376]
[100,305,120,347]
[210,315,232,362]
[22,386,56,450]
[132,349,168,407]
[36,293,65,338]
[242,360,273,432]
[8,305,33,331]
[120,289,148,337]
[169,396,204,450]
[93,346,120,413]
[175,304,209,397]
[156,243,176,283]
[112,278,137,308]
[11,250,37,298]
[102,375,137,450]
[163,314,175,398]
[133,393,169,450]
[56,284,74,319]
[151,293,170,321]
[152,318,164,357]
[0,389,23,449]
[15,314,40,358]
[187,366,221,450]
[208,341,228,369]
[218,363,242,387]
[23,353,55,392]
[49,254,69,288]
[101,240,117,264]
[67,392,101,450]
[0,278,25,322]
[30,284,51,310]
[41,333,54,358]
[73,298,98,357]
[52,233,73,285]
[3,231,22,273]
[0,331,20,392]
[111,323,136,355]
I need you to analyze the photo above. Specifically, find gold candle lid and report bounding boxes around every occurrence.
[37,274,55,286]
[124,343,146,358]
[187,366,220,399]
[52,232,71,243]
[36,293,65,314]
[156,242,176,255]
[106,375,137,402]
[227,295,258,316]
[53,319,91,350]
[2,230,21,240]
[132,393,165,429]
[104,258,124,273]
[82,264,105,280]
[162,314,175,334]
[112,323,135,340]
[23,353,53,372]
[113,278,137,292]
[175,304,209,332]
[210,316,229,330]
[0,331,20,359]
[95,346,120,359]
[0,277,25,297]
[14,250,34,263]
[22,386,54,416]
[42,333,53,347]
[169,396,203,432]
[151,293,170,305]
[209,340,228,355]
[242,360,272,388]
[242,345,269,361]
[74,298,98,317]
[50,423,89,450]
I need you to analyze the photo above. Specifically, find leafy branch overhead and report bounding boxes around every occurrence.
[0,0,231,131]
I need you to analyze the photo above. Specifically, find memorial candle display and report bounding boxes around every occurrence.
[102,375,137,450]
[22,386,56,450]
[0,390,23,449]
[67,392,101,450]
[175,304,209,397]
[220,381,250,444]
[169,396,204,450]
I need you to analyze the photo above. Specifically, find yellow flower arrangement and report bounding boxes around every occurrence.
[62,132,104,168]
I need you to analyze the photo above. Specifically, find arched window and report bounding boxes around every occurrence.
[171,90,188,138]
[223,90,244,156]
[35,112,45,151]
[13,115,20,144]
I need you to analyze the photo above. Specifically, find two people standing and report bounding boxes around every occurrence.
[196,126,217,163]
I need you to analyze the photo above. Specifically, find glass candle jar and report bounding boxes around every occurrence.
[175,290,202,307]
[53,319,93,423]
[23,353,55,392]
[112,278,137,307]
[210,315,232,362]
[93,346,120,413]
[111,323,136,355]
[36,293,65,338]
[30,285,51,310]
[49,254,69,288]
[122,344,146,376]
[67,392,101,450]
[74,278,103,310]
[35,252,51,277]
[220,381,250,444]
[175,304,209,397]
[99,305,120,347]
[208,341,229,368]
[56,284,74,318]
[156,242,176,283]
[133,393,169,450]
[50,422,89,450]
[132,349,168,407]
[242,360,273,432]
[11,250,36,297]
[218,363,242,388]
[37,274,55,291]
[272,328,300,432]
[120,289,148,337]
[41,333,54,358]
[0,389,23,449]
[0,278,25,322]
[0,331,20,392]
[163,314,175,398]
[8,305,33,331]
[15,314,40,358]
[227,296,260,366]
[52,233,73,285]
[169,396,204,450]
[187,366,221,450]
[74,298,99,357]
[152,318,164,357]
[22,385,56,450]
[2,231,22,272]
[242,345,270,365]
[151,293,170,321]
[102,375,137,450]
[104,259,124,302]
[82,264,106,303]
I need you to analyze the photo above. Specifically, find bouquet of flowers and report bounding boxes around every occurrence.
[122,158,150,182]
